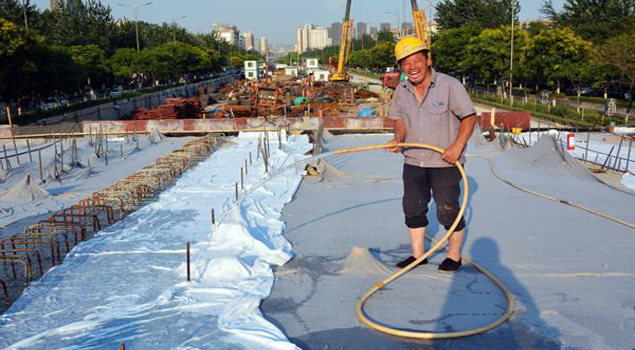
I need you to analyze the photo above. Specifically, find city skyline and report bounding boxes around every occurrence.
[31,0,565,47]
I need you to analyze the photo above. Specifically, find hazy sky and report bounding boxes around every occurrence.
[32,0,564,46]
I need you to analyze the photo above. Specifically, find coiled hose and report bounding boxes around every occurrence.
[334,143,515,339]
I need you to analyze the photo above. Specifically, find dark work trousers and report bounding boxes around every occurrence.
[402,163,466,231]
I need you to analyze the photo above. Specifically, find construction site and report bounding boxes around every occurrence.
[1,1,635,349]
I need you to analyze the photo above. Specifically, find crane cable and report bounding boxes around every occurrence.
[334,143,515,339]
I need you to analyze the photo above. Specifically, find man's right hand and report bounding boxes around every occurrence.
[388,138,402,153]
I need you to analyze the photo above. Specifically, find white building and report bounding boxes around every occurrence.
[306,58,319,69]
[312,70,330,82]
[305,58,322,78]
[284,67,299,77]
[218,26,239,46]
[296,23,332,54]
[244,60,260,80]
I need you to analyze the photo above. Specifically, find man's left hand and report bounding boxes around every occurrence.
[442,144,463,164]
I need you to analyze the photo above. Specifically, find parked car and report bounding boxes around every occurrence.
[109,86,123,97]
[574,86,593,95]
[41,97,58,109]
[58,96,68,107]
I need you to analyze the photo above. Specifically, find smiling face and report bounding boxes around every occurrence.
[399,51,430,86]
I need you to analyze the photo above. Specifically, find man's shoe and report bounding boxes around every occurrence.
[438,258,462,273]
[396,256,428,269]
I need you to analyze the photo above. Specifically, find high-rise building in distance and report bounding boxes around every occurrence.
[380,22,391,32]
[401,22,414,36]
[296,23,332,54]
[356,22,367,38]
[370,26,378,36]
[50,0,80,9]
[259,37,268,54]
[243,30,255,51]
[218,25,239,46]
[328,22,343,45]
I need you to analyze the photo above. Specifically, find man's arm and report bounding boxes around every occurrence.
[441,114,476,164]
[389,119,406,153]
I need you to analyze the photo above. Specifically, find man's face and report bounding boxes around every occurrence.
[400,52,429,85]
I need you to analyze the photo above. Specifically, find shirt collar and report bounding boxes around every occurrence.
[401,68,437,91]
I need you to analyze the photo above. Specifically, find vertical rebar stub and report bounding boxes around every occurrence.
[186,241,191,282]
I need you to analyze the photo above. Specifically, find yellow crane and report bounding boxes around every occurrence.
[410,0,431,58]
[330,0,352,82]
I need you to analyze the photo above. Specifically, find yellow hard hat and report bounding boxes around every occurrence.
[394,36,429,62]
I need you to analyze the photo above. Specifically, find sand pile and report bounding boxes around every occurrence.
[337,247,393,276]
[305,160,351,182]
[513,135,597,182]
[149,129,164,144]
[0,174,50,203]
[467,124,507,156]
[0,168,9,182]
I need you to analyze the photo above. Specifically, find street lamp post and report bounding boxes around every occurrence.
[385,11,399,38]
[428,0,434,36]
[22,0,29,30]
[509,2,515,105]
[119,1,152,51]
[171,15,187,41]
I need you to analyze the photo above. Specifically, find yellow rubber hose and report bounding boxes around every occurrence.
[334,143,515,339]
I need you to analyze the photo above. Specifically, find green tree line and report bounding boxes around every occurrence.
[432,0,635,98]
[0,0,260,105]
[299,0,634,99]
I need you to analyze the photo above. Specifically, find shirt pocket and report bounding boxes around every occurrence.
[427,104,449,126]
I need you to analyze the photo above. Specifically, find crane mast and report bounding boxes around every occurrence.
[330,0,352,82]
[410,0,431,58]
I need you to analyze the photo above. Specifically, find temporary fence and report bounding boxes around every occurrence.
[499,127,634,174]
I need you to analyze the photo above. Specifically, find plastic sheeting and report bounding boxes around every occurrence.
[0,133,310,350]
[622,172,635,191]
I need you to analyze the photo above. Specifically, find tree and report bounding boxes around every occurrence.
[376,29,395,43]
[1,18,85,102]
[70,44,109,86]
[596,33,635,95]
[0,0,41,31]
[461,25,529,86]
[138,46,173,83]
[351,33,375,50]
[432,24,482,76]
[350,49,373,68]
[541,0,635,42]
[37,45,85,96]
[109,48,140,83]
[1,18,40,100]
[137,22,198,49]
[522,27,596,93]
[369,41,396,70]
[436,0,520,30]
[42,0,116,49]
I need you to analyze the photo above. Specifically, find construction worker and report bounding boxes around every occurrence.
[388,37,477,273]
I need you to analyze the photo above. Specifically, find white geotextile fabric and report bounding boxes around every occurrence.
[622,172,635,190]
[0,133,310,349]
